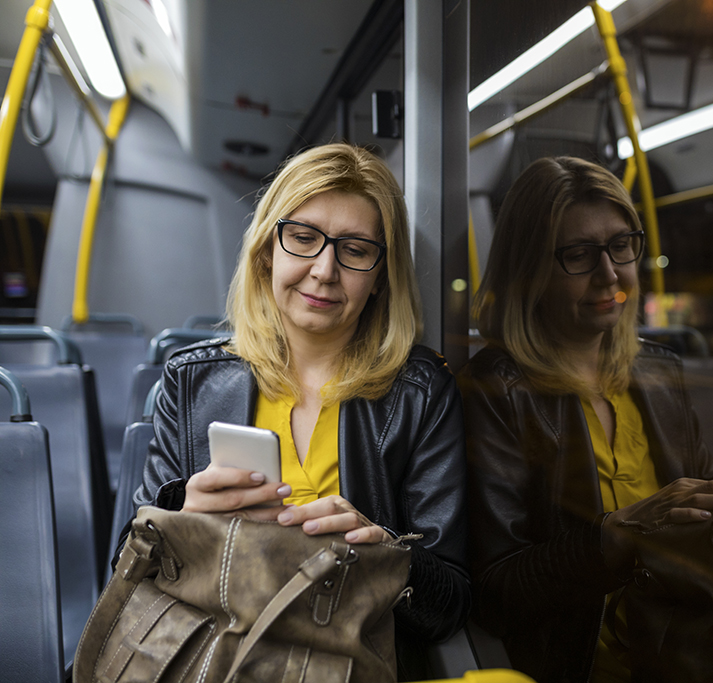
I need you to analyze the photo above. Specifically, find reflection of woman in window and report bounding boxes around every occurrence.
[132,144,470,672]
[459,156,713,682]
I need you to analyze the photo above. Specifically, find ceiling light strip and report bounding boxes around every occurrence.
[618,102,713,158]
[53,0,125,100]
[468,0,628,111]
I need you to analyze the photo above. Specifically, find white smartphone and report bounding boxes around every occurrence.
[207,421,282,486]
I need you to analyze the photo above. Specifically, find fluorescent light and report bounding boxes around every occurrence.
[150,0,174,39]
[468,0,628,111]
[53,0,126,100]
[618,103,713,158]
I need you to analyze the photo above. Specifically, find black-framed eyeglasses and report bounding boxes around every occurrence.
[554,230,645,275]
[276,219,386,272]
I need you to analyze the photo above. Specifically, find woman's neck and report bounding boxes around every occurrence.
[287,332,347,398]
[560,336,603,392]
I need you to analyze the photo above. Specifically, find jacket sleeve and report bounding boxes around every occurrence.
[133,358,188,511]
[458,362,626,637]
[392,365,472,642]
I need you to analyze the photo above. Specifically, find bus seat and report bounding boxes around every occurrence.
[182,314,226,330]
[126,328,229,424]
[426,618,512,679]
[0,326,111,667]
[638,325,709,357]
[682,357,713,450]
[105,380,161,585]
[61,315,148,491]
[0,367,64,683]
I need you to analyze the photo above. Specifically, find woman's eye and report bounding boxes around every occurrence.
[342,244,369,260]
[610,239,630,253]
[566,248,590,262]
[292,232,318,245]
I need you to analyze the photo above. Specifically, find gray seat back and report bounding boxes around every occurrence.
[0,367,63,682]
[126,328,228,425]
[63,330,147,490]
[106,380,161,585]
[0,327,110,666]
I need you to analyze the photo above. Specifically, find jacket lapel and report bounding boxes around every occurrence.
[629,357,684,483]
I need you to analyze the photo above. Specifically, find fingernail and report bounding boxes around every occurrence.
[277,511,293,523]
[345,531,358,542]
[702,511,711,518]
[276,484,291,497]
[250,472,265,483]
[303,520,318,532]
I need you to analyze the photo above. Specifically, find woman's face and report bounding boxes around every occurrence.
[271,189,383,348]
[539,200,638,350]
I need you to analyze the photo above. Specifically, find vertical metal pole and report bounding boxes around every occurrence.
[405,2,442,354]
[404,0,469,368]
[336,98,350,142]
[442,0,470,370]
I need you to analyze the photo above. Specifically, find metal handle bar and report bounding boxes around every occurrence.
[147,328,227,365]
[0,365,32,421]
[61,312,145,336]
[0,325,82,365]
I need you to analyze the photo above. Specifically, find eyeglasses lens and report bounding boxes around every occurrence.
[281,223,380,271]
[562,233,643,275]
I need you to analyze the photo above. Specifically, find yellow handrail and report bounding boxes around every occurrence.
[468,211,480,295]
[71,94,130,323]
[469,62,609,151]
[591,2,664,294]
[641,183,713,211]
[622,154,637,193]
[417,670,535,683]
[0,0,53,210]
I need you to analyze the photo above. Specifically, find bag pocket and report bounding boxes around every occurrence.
[93,579,215,683]
[236,639,353,683]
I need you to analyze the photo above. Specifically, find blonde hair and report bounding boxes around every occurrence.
[226,143,422,405]
[474,156,642,397]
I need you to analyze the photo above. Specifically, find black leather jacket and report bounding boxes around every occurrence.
[458,341,712,683]
[135,339,471,643]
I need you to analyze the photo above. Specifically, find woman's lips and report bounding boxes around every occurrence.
[589,298,617,312]
[300,291,339,308]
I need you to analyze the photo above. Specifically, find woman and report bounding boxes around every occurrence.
[134,143,470,665]
[459,156,713,682]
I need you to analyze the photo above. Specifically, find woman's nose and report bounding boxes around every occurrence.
[592,250,619,284]
[310,243,340,281]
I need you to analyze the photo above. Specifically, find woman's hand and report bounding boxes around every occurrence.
[276,494,391,544]
[181,463,291,518]
[603,478,713,569]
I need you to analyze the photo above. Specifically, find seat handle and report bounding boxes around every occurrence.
[0,325,82,364]
[147,327,224,364]
[0,366,32,421]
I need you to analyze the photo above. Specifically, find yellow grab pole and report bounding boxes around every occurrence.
[72,94,130,323]
[0,0,53,210]
[468,210,480,295]
[591,2,664,294]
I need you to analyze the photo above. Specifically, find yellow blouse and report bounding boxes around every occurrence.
[582,390,660,683]
[254,392,340,507]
